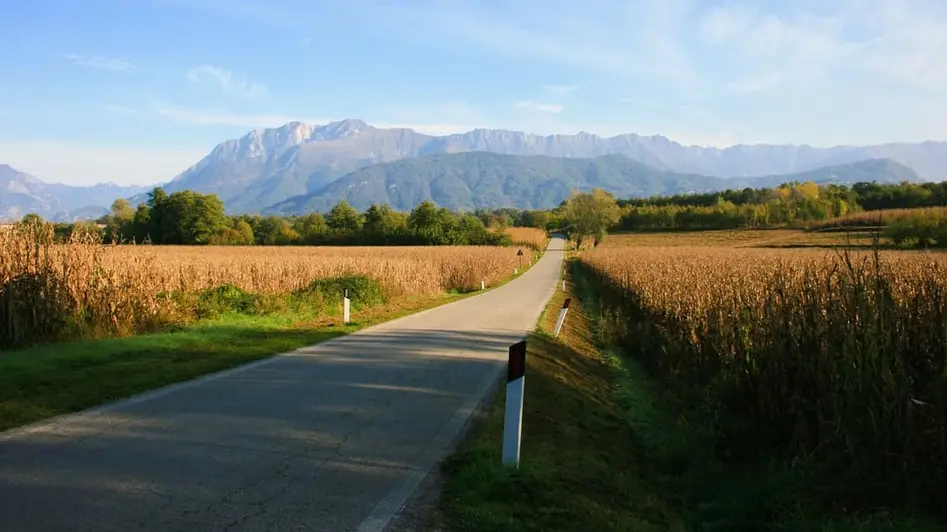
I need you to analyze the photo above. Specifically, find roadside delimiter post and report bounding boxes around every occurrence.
[553,298,571,337]
[343,289,351,324]
[502,340,527,467]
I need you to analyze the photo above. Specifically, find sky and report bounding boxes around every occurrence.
[1,0,946,186]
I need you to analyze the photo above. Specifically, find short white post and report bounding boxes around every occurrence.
[502,340,527,468]
[481,279,485,290]
[343,289,351,324]
[514,268,518,274]
[553,298,571,337]
[561,279,566,291]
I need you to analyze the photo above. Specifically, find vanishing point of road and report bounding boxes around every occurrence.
[0,236,566,531]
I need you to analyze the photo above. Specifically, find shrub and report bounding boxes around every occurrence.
[295,275,387,310]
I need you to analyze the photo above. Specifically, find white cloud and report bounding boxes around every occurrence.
[186,64,268,98]
[66,54,135,72]
[0,140,207,186]
[695,1,947,92]
[514,101,564,114]
[353,0,703,88]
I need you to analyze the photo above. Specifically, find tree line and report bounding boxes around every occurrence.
[84,188,521,246]
[22,186,614,248]
[614,180,947,231]
[21,179,946,246]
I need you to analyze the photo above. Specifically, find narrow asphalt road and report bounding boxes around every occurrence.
[0,236,565,532]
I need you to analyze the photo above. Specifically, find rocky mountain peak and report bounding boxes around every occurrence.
[312,119,371,140]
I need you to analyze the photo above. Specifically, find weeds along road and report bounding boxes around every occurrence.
[0,236,565,532]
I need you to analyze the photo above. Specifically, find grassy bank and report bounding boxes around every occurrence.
[435,260,943,531]
[0,254,542,433]
[0,290,472,432]
[434,267,685,531]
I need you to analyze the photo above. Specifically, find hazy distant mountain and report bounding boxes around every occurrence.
[265,154,917,214]
[0,164,148,222]
[5,119,941,219]
[151,119,946,214]
[149,119,434,213]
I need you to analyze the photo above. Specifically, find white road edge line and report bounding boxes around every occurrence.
[355,351,509,532]
[357,246,562,532]
[0,276,512,442]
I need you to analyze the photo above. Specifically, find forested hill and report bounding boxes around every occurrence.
[265,153,917,214]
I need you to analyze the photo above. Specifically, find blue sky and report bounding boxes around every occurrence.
[2,0,946,185]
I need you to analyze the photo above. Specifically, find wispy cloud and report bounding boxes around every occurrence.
[514,101,564,114]
[66,54,135,72]
[186,64,268,98]
[349,0,704,88]
[695,0,947,92]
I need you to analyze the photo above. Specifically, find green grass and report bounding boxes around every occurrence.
[434,260,944,531]
[435,270,687,531]
[0,255,547,434]
[0,291,466,432]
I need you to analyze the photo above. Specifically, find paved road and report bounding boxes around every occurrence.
[0,236,565,532]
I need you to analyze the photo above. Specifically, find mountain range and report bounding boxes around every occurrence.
[267,154,917,214]
[0,164,148,222]
[1,119,943,220]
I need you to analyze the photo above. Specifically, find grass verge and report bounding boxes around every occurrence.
[434,260,944,531]
[0,249,549,433]
[1,287,492,434]
[434,265,686,531]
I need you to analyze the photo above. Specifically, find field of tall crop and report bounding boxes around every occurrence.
[504,227,549,251]
[577,245,947,512]
[0,222,533,350]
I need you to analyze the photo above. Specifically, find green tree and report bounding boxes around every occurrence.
[408,201,458,244]
[293,213,328,244]
[562,189,621,247]
[132,203,152,243]
[255,216,299,245]
[146,187,170,244]
[363,203,406,240]
[325,200,361,233]
[159,191,227,245]
[103,198,135,242]
[209,218,256,245]
[21,213,43,225]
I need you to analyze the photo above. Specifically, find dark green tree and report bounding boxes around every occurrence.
[293,213,328,244]
[325,200,361,232]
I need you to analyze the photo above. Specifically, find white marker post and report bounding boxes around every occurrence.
[343,289,351,324]
[502,340,527,468]
[481,279,485,290]
[553,298,571,337]
[562,279,566,291]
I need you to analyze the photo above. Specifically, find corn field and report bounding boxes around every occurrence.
[0,222,528,350]
[578,245,947,510]
[505,227,549,251]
